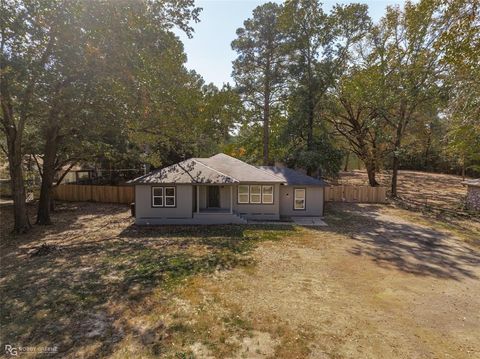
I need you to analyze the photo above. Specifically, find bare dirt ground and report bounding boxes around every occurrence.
[1,201,479,358]
[194,203,480,358]
[337,170,469,210]
[337,169,480,240]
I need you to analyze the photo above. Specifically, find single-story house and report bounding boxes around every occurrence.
[462,179,480,211]
[128,153,326,225]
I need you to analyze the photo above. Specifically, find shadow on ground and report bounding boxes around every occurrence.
[319,203,480,280]
[0,202,295,358]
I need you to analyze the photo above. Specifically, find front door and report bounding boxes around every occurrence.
[208,186,220,208]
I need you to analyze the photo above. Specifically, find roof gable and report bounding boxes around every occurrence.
[196,154,284,183]
[130,154,287,185]
[129,158,238,184]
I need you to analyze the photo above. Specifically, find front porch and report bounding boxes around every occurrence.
[199,208,231,213]
[195,184,234,214]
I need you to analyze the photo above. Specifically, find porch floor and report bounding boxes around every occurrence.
[198,208,231,213]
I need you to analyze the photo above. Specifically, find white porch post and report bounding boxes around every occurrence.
[196,185,200,213]
[230,186,233,214]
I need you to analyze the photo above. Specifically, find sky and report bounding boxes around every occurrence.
[176,0,405,87]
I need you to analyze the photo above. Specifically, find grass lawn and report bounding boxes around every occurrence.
[1,201,479,358]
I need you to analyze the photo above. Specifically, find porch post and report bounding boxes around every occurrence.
[196,185,200,213]
[230,185,233,214]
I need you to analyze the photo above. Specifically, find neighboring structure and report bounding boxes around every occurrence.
[129,153,326,225]
[462,179,480,211]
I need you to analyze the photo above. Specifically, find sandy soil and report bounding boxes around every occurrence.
[337,170,469,210]
[1,202,479,358]
[178,203,480,358]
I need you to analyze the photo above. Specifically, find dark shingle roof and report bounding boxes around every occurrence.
[259,166,326,186]
[129,158,238,184]
[196,154,285,183]
[129,154,285,184]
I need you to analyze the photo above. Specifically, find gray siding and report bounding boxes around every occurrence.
[219,186,231,209]
[134,183,323,224]
[135,184,193,224]
[279,185,324,217]
[232,184,280,220]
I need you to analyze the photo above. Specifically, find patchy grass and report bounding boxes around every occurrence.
[0,202,297,358]
[1,201,479,358]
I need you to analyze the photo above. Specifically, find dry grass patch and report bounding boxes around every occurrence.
[338,169,468,210]
[0,202,298,358]
[1,201,479,358]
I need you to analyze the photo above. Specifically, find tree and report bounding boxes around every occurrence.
[201,83,244,150]
[280,1,370,176]
[0,0,58,232]
[436,0,480,178]
[1,0,201,230]
[326,68,388,186]
[280,0,331,159]
[231,2,288,165]
[369,0,444,196]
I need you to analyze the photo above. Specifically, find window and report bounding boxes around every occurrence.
[262,185,273,204]
[152,186,175,207]
[164,187,176,207]
[152,187,163,207]
[294,188,306,210]
[238,185,249,203]
[250,185,261,203]
[238,185,275,204]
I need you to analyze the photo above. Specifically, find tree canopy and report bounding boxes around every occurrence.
[1,0,479,232]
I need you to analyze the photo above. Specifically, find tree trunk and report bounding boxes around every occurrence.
[7,138,32,233]
[307,98,314,153]
[10,158,32,233]
[343,152,350,172]
[263,99,270,166]
[262,70,271,165]
[2,62,31,233]
[424,134,431,168]
[304,53,316,176]
[390,120,404,198]
[36,170,55,225]
[366,161,379,187]
[36,126,59,225]
[391,153,399,197]
[306,97,315,176]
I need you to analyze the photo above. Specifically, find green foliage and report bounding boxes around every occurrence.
[435,0,480,175]
[286,146,344,179]
[231,2,288,164]
[277,1,370,176]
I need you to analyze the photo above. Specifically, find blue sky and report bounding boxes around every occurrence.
[177,0,404,87]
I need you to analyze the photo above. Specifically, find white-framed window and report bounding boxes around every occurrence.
[152,186,175,207]
[262,185,273,204]
[250,185,262,203]
[238,185,249,203]
[164,187,176,207]
[152,187,164,207]
[294,188,306,210]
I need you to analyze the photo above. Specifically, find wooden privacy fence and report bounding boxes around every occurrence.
[54,184,134,204]
[325,185,387,203]
[54,184,386,205]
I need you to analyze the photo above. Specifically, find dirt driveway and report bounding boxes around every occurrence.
[178,203,480,358]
